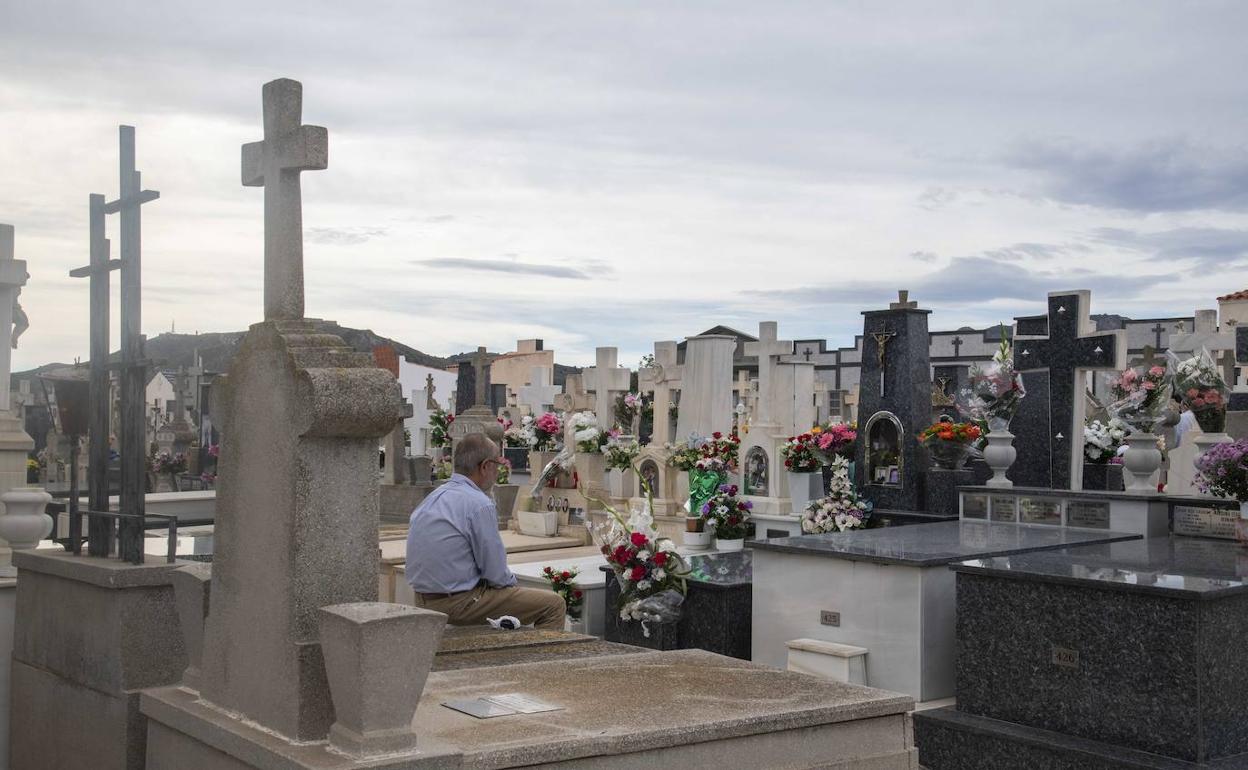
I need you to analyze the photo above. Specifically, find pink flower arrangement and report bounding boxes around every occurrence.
[1105,364,1171,433]
[813,423,857,463]
[532,412,563,451]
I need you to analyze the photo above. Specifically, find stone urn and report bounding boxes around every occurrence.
[0,486,54,577]
[1121,433,1162,493]
[982,431,1016,488]
[318,602,446,757]
[786,471,820,513]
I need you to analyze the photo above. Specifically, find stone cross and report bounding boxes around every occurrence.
[583,347,631,429]
[1012,290,1126,490]
[470,347,490,407]
[425,373,437,410]
[1151,322,1167,351]
[889,290,918,310]
[241,78,328,321]
[742,321,793,426]
[1170,309,1237,387]
[638,341,683,446]
[517,366,560,414]
[552,373,594,413]
[951,335,964,359]
[0,225,29,413]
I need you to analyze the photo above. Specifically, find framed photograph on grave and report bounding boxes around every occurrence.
[887,466,899,484]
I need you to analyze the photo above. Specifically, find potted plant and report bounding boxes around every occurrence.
[702,483,752,551]
[541,565,585,633]
[782,432,822,512]
[1194,439,1248,544]
[667,431,740,520]
[803,457,872,534]
[918,421,981,470]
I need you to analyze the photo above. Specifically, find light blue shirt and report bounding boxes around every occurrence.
[405,474,516,594]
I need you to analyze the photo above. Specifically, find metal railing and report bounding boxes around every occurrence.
[67,509,180,564]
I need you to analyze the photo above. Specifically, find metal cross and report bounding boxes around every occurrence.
[242,78,328,321]
[1151,322,1166,350]
[871,326,897,398]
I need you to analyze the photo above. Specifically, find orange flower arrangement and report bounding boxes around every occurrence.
[918,421,981,445]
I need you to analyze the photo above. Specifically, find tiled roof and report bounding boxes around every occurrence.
[1218,290,1248,301]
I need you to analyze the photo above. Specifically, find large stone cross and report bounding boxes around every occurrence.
[584,347,632,429]
[638,341,683,446]
[242,78,328,321]
[0,225,29,413]
[1012,290,1126,490]
[1170,309,1237,386]
[742,321,793,426]
[469,346,490,406]
[517,366,560,414]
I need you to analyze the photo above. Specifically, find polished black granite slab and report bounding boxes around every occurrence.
[915,707,1248,769]
[952,537,1248,599]
[748,520,1140,567]
[600,550,751,659]
[946,537,1248,764]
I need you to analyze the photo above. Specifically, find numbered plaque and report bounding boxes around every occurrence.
[1066,501,1111,530]
[962,493,989,520]
[1020,497,1062,526]
[990,496,1017,523]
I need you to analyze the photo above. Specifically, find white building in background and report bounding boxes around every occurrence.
[397,359,457,456]
[145,371,179,444]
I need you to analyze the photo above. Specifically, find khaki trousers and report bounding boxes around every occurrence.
[414,583,566,631]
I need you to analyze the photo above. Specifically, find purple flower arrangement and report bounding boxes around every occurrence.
[1195,439,1248,502]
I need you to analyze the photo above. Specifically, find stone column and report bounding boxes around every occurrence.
[676,334,736,441]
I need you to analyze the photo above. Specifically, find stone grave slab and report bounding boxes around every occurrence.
[916,537,1248,768]
[749,520,1140,701]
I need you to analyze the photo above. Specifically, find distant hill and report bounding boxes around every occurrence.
[13,323,453,381]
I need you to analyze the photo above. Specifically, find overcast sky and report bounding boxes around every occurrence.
[4,2,1248,370]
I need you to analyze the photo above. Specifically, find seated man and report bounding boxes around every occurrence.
[406,433,565,630]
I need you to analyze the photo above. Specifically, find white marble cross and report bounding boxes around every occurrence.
[1170,308,1237,386]
[638,341,683,445]
[517,366,560,415]
[742,321,793,426]
[583,347,632,429]
[0,225,29,413]
[242,78,328,321]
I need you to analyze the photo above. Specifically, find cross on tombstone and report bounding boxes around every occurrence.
[734,369,754,416]
[516,366,560,414]
[889,290,918,310]
[583,347,632,429]
[1012,290,1126,490]
[425,373,437,410]
[638,341,683,446]
[802,346,814,362]
[0,225,30,414]
[951,335,964,359]
[241,78,328,321]
[1170,309,1238,388]
[870,326,897,397]
[1151,322,1167,351]
[1139,346,1161,369]
[553,373,591,413]
[470,347,490,407]
[742,321,793,426]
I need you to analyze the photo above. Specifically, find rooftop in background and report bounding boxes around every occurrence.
[1217,290,1248,302]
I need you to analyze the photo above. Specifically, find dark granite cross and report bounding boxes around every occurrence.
[242,79,328,321]
[1011,291,1125,490]
[470,347,490,406]
[802,346,814,361]
[1151,322,1166,350]
[951,335,963,358]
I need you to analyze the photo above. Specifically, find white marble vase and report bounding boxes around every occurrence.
[1121,433,1162,493]
[0,486,53,576]
[787,471,820,513]
[982,431,1016,488]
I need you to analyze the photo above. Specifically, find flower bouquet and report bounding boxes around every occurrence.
[569,411,605,453]
[532,411,563,451]
[150,451,188,475]
[700,483,752,548]
[540,566,584,620]
[429,406,453,450]
[1195,439,1248,504]
[604,437,640,472]
[589,496,690,636]
[503,416,533,448]
[1172,348,1229,434]
[666,431,740,517]
[957,329,1026,433]
[1103,364,1173,434]
[496,457,512,485]
[918,421,981,470]
[614,392,645,431]
[811,422,857,464]
[1084,418,1130,464]
[781,433,822,472]
[803,456,871,533]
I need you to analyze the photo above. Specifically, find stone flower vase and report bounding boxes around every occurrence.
[0,486,54,577]
[683,516,712,550]
[787,470,820,513]
[1121,433,1162,493]
[318,602,447,757]
[492,484,519,526]
[715,537,745,552]
[982,431,1016,488]
[927,440,972,471]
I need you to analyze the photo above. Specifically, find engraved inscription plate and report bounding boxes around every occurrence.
[990,496,1017,523]
[962,493,989,520]
[1066,501,1111,530]
[1174,504,1238,540]
[820,610,841,627]
[1051,646,1078,668]
[1020,498,1062,525]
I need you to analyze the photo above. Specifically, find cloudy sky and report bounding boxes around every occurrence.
[3,2,1248,370]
